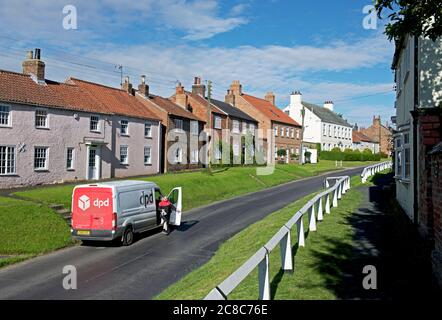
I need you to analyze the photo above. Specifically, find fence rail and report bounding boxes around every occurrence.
[361,161,392,183]
[204,175,351,300]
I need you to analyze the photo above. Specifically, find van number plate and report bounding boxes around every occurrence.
[77,230,91,236]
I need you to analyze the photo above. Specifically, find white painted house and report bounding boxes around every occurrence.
[283,92,353,151]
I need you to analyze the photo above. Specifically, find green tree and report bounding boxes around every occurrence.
[374,0,442,41]
[277,149,287,157]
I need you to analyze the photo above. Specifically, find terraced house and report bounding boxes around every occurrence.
[0,50,161,189]
[135,76,205,173]
[172,77,258,164]
[225,80,302,163]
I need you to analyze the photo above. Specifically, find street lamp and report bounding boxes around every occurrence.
[299,105,306,165]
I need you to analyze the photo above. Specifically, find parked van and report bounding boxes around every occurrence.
[71,181,182,246]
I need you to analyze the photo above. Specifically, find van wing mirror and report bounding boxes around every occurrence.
[167,187,182,226]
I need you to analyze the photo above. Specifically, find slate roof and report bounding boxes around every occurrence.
[210,98,258,123]
[241,94,301,126]
[302,102,352,127]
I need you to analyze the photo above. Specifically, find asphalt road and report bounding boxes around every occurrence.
[0,167,365,300]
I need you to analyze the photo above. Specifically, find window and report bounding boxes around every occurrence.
[249,123,255,135]
[90,116,100,132]
[120,120,129,135]
[323,124,326,136]
[233,144,240,157]
[35,110,48,128]
[214,116,222,129]
[280,127,284,136]
[190,149,199,164]
[296,148,299,155]
[120,146,128,164]
[34,147,48,170]
[0,146,15,175]
[274,126,278,137]
[242,122,248,134]
[0,105,10,126]
[395,132,410,180]
[232,120,240,133]
[190,121,199,135]
[144,146,151,165]
[145,123,152,138]
[274,145,278,159]
[296,129,300,139]
[328,125,331,137]
[215,147,222,160]
[286,128,290,137]
[174,119,183,130]
[66,148,74,170]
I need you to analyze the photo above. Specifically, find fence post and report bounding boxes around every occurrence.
[333,189,338,207]
[337,183,342,199]
[258,252,270,300]
[297,217,305,247]
[341,179,347,194]
[280,227,293,273]
[317,197,323,221]
[325,193,331,214]
[308,204,317,231]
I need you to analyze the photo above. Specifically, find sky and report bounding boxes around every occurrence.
[0,0,397,127]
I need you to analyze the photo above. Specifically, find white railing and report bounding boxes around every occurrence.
[361,161,392,183]
[204,175,351,300]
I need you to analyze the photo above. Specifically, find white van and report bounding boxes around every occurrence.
[71,181,182,245]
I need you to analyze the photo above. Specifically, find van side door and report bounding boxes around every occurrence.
[137,187,157,231]
[167,187,182,226]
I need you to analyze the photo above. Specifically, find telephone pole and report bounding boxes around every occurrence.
[206,80,213,174]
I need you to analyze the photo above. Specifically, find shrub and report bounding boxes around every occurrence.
[319,149,381,161]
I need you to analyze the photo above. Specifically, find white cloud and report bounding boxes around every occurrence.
[0,0,247,42]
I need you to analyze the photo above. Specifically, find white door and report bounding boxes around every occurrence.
[167,187,182,226]
[88,146,101,180]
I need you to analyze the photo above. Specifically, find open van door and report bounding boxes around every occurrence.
[167,187,182,226]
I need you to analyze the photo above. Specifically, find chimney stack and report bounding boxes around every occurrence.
[264,92,276,105]
[175,82,188,109]
[229,80,242,96]
[22,48,46,82]
[323,100,334,111]
[192,76,206,97]
[290,91,302,106]
[225,89,236,106]
[138,75,149,97]
[122,76,133,95]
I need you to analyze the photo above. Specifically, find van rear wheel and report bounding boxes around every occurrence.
[122,227,134,246]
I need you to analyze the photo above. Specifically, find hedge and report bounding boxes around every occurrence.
[319,150,381,161]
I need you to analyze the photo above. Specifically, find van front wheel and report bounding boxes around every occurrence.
[122,227,134,246]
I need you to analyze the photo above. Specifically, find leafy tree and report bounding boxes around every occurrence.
[277,149,287,157]
[374,0,442,41]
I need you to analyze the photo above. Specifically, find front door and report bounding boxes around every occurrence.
[88,146,101,180]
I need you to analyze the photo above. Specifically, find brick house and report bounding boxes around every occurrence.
[352,129,380,153]
[225,80,302,163]
[359,116,393,155]
[171,78,258,164]
[135,76,205,173]
[0,50,162,189]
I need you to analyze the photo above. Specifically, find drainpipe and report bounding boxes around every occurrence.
[412,35,419,225]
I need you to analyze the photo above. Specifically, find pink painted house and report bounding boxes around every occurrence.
[0,49,162,189]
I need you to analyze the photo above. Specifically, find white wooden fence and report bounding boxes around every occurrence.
[361,161,392,183]
[204,175,351,300]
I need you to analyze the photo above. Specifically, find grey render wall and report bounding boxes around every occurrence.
[0,102,160,189]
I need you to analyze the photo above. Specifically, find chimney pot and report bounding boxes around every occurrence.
[22,49,45,81]
[138,75,149,97]
[192,76,206,96]
[122,76,133,95]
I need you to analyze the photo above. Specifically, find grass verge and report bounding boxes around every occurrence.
[156,174,371,300]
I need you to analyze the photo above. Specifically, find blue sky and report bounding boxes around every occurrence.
[0,0,396,127]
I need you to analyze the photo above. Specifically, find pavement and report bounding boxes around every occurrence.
[0,167,365,300]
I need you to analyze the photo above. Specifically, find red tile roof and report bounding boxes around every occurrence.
[353,130,376,143]
[241,94,301,126]
[0,70,160,121]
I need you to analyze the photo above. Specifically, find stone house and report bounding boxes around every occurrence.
[0,50,161,189]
